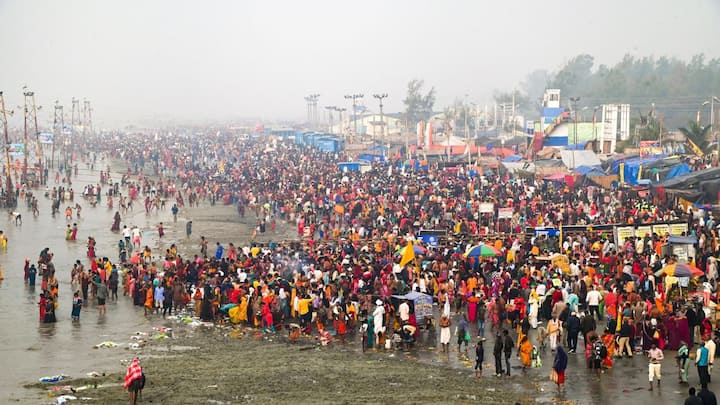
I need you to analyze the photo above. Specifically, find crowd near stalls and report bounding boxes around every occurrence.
[34,130,720,393]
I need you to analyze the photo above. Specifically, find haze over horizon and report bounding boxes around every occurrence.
[1,0,718,129]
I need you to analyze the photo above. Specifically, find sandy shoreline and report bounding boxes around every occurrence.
[24,316,535,405]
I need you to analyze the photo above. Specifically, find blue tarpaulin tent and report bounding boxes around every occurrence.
[391,292,433,320]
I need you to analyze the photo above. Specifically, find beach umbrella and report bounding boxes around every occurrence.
[463,244,499,258]
[655,263,704,278]
[395,244,426,256]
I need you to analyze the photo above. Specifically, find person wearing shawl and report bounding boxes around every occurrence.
[552,346,568,392]
[124,357,144,404]
[677,341,690,384]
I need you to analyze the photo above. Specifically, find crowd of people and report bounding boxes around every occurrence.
[22,130,720,402]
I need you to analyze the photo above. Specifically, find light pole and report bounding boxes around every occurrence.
[569,97,581,170]
[304,96,311,125]
[464,95,470,165]
[372,93,388,145]
[702,96,720,157]
[592,106,599,153]
[334,107,346,141]
[344,93,364,141]
[0,92,14,207]
[325,106,336,133]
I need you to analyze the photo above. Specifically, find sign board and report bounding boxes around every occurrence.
[652,224,670,237]
[534,228,560,237]
[635,226,652,238]
[479,203,494,213]
[616,226,635,245]
[414,294,434,321]
[420,234,439,248]
[672,244,689,263]
[669,223,688,236]
[551,254,570,274]
[39,132,54,144]
[8,143,24,159]
[498,207,513,219]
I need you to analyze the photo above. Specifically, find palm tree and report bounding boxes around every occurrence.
[678,121,712,154]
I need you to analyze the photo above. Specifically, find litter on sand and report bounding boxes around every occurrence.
[94,341,119,349]
[39,375,67,383]
[54,395,77,404]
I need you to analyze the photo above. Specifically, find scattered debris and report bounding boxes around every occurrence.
[39,375,67,383]
[94,341,119,349]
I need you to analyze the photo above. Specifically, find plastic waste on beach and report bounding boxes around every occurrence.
[54,395,77,404]
[94,341,119,349]
[153,326,171,332]
[130,335,144,340]
[128,342,142,350]
[153,333,168,340]
[86,371,104,378]
[50,385,74,393]
[39,375,67,383]
[133,331,148,336]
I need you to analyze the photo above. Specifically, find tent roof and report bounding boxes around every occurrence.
[668,235,697,244]
[392,291,432,301]
[561,150,602,169]
[573,165,603,175]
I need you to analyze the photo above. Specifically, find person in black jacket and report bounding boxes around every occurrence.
[493,331,504,377]
[580,312,597,343]
[503,329,514,376]
[698,385,718,405]
[475,339,485,378]
[566,312,581,353]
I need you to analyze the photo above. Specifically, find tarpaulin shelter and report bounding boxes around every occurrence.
[391,292,434,321]
[653,167,720,204]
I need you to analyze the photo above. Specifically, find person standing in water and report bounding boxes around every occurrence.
[71,291,83,321]
[95,279,108,316]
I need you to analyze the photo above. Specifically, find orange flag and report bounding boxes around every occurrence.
[399,241,415,268]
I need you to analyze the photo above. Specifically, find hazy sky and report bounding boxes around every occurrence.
[1,0,718,128]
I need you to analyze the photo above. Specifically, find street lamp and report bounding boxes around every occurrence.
[334,107,346,141]
[372,93,388,145]
[325,106,337,134]
[0,91,15,207]
[344,93,364,141]
[569,97,581,170]
[592,106,599,153]
[702,96,720,157]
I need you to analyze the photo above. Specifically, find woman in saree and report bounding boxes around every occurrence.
[600,328,616,368]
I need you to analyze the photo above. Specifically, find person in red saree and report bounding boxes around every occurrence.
[124,358,144,405]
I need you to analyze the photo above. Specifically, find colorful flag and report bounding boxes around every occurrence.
[399,240,415,267]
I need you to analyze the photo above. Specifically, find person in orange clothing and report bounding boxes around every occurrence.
[519,335,533,369]
[144,283,154,316]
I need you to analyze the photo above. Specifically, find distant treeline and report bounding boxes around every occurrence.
[509,54,720,129]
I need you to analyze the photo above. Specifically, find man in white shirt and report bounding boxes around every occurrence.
[647,342,664,391]
[585,285,603,321]
[399,300,410,322]
[705,334,716,382]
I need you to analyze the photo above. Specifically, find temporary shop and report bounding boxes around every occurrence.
[391,291,434,322]
[653,166,720,205]
[662,235,697,264]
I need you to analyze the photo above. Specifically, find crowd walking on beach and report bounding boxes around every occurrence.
[12,131,720,403]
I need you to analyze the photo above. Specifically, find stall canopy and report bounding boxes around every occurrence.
[561,150,602,169]
[392,292,434,320]
[608,155,690,185]
[654,167,720,204]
